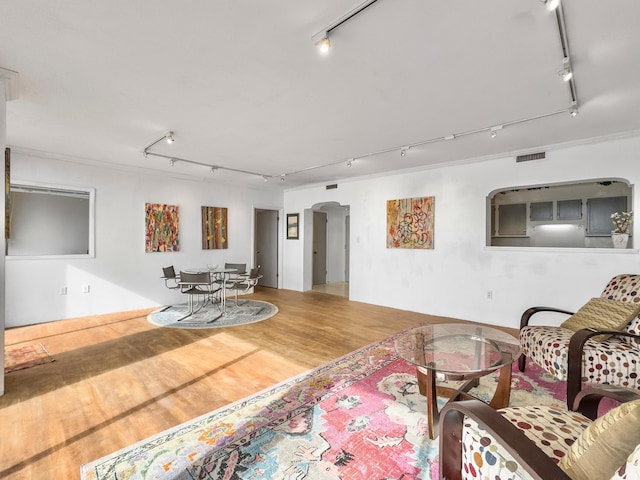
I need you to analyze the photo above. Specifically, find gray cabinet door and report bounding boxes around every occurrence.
[498,204,526,235]
[586,196,627,236]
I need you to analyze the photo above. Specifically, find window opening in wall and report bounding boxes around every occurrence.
[7,182,95,257]
[487,179,632,249]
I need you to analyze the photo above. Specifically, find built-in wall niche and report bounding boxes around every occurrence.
[6,181,95,257]
[488,179,633,249]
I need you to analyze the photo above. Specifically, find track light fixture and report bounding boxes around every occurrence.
[314,36,331,54]
[545,0,560,11]
[490,125,503,138]
[400,147,409,157]
[143,130,176,157]
[144,130,274,182]
[569,106,579,117]
[346,159,353,167]
[311,0,380,53]
[280,175,286,182]
[559,57,573,82]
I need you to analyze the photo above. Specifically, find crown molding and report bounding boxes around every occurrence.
[0,67,19,101]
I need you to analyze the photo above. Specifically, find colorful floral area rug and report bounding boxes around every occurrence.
[4,343,55,374]
[81,325,566,480]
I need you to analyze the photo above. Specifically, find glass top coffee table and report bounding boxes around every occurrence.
[395,323,520,439]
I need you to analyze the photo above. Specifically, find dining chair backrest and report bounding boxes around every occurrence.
[162,265,178,279]
[179,271,211,285]
[225,263,246,275]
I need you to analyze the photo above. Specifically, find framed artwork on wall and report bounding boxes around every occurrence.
[201,206,228,249]
[287,213,299,239]
[386,196,435,249]
[145,203,180,252]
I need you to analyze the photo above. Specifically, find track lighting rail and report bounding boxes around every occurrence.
[143,1,580,183]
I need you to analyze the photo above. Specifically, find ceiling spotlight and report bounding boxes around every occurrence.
[262,175,269,182]
[546,0,560,11]
[490,131,497,139]
[313,32,331,55]
[143,151,148,158]
[165,131,175,144]
[346,159,353,167]
[210,167,217,174]
[400,147,409,157]
[169,158,176,166]
[490,125,503,138]
[280,175,285,182]
[559,67,572,82]
[319,37,331,54]
[569,106,579,117]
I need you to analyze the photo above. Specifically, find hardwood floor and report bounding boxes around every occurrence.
[311,281,349,297]
[0,288,495,479]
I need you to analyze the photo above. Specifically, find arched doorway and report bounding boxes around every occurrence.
[309,202,350,298]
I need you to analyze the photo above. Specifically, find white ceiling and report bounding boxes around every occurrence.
[1,0,639,190]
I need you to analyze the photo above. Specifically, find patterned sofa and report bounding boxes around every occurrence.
[439,386,640,480]
[519,274,640,409]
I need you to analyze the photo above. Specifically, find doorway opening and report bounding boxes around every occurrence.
[254,208,280,289]
[310,202,350,298]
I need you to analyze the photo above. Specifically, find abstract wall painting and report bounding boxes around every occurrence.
[145,203,179,252]
[386,196,435,249]
[201,206,228,249]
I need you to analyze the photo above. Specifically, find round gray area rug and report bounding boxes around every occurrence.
[147,300,278,329]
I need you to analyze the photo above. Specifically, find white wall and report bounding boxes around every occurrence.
[5,151,283,327]
[283,134,640,330]
[1,82,7,395]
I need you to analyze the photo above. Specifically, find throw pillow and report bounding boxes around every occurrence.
[560,297,640,340]
[559,399,640,480]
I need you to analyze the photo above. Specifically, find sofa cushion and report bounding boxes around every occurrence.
[460,405,590,479]
[520,325,640,389]
[559,399,640,480]
[560,298,640,340]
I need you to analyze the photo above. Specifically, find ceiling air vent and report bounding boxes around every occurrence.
[326,184,338,190]
[516,152,546,163]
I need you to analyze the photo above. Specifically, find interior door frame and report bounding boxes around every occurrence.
[252,205,283,289]
[312,210,327,285]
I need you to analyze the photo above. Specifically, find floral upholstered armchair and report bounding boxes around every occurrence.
[439,386,640,480]
[519,274,640,410]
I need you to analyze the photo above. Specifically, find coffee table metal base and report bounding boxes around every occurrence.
[416,364,512,439]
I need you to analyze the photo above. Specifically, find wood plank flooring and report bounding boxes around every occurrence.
[0,288,511,479]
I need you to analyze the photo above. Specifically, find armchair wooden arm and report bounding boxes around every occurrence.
[518,306,574,372]
[440,386,640,480]
[573,384,640,419]
[439,400,570,480]
[567,328,640,410]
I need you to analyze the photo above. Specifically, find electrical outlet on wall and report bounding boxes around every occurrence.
[487,290,493,300]
[82,285,90,293]
[60,286,68,295]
